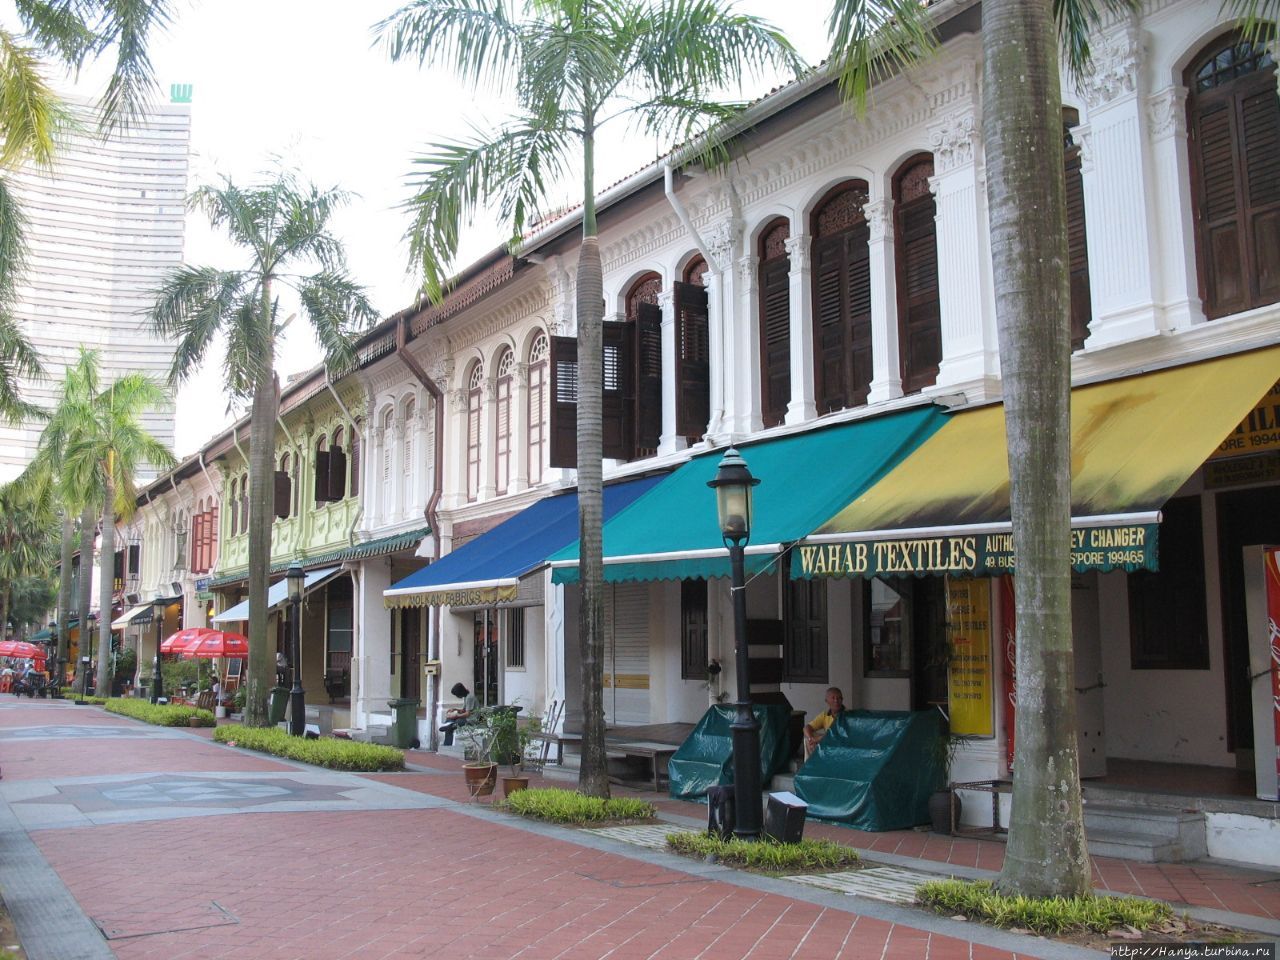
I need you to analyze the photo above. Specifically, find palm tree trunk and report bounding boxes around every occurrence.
[58,512,74,686]
[96,477,115,699]
[0,584,9,641]
[576,119,609,798]
[983,0,1089,898]
[244,294,278,727]
[78,506,94,686]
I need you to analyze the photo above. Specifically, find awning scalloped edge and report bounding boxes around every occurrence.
[384,584,519,609]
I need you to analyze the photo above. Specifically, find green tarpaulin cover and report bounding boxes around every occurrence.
[793,710,945,830]
[668,703,793,800]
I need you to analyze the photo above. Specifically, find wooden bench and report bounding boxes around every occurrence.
[529,730,581,765]
[607,740,678,792]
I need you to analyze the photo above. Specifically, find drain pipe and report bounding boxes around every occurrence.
[394,314,445,749]
[664,163,729,436]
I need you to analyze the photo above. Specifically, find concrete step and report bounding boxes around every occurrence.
[1084,803,1207,861]
[1085,828,1189,863]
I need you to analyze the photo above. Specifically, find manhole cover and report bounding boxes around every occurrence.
[785,866,936,904]
[93,900,238,940]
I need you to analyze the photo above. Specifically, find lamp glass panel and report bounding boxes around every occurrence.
[716,483,752,540]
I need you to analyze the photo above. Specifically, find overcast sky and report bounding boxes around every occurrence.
[27,0,833,455]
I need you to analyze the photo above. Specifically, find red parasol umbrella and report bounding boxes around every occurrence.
[182,631,249,659]
[0,640,48,663]
[160,627,216,655]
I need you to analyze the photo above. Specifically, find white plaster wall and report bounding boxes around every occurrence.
[1205,812,1280,869]
[502,605,545,718]
[356,561,393,728]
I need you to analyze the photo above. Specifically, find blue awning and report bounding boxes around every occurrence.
[211,567,342,623]
[383,475,665,608]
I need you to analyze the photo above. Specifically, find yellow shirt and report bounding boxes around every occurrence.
[809,709,841,733]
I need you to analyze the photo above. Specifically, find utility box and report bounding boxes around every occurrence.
[388,698,421,749]
[764,791,807,844]
[268,686,289,724]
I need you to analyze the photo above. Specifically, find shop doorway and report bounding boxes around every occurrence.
[473,611,499,706]
[1219,485,1280,753]
[396,608,422,701]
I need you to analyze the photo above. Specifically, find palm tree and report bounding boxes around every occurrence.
[148,173,378,726]
[377,0,800,798]
[820,0,1226,897]
[0,472,58,637]
[63,372,174,699]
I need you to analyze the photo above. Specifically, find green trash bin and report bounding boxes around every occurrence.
[388,698,421,749]
[268,686,289,724]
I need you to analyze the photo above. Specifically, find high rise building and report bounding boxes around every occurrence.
[0,93,191,482]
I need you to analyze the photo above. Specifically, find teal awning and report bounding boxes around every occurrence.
[549,405,947,584]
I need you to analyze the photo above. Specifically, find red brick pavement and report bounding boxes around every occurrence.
[33,808,1011,960]
[1,737,293,780]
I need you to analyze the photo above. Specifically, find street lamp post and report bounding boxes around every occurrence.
[287,561,305,736]
[151,601,165,703]
[707,448,762,840]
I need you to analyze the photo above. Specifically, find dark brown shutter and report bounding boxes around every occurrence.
[548,335,578,468]
[1192,98,1245,316]
[1064,143,1092,350]
[602,321,634,460]
[812,235,846,413]
[1241,86,1280,303]
[759,255,790,427]
[673,281,710,439]
[328,447,347,500]
[314,450,331,503]
[846,225,872,405]
[897,180,941,394]
[273,470,291,519]
[634,301,662,453]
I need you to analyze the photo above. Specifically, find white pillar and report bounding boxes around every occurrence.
[657,290,682,455]
[784,233,817,423]
[511,362,530,493]
[865,200,904,403]
[1146,85,1203,331]
[928,110,999,395]
[1075,26,1167,347]
[357,560,393,728]
[389,416,406,522]
[444,388,469,510]
[736,253,764,434]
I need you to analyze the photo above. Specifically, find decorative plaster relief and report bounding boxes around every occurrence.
[863,199,894,242]
[737,255,759,287]
[1146,86,1187,142]
[928,112,977,173]
[784,234,811,273]
[1077,26,1144,109]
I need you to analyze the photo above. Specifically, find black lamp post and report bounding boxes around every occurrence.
[287,561,305,736]
[707,448,762,840]
[50,623,62,698]
[151,601,165,703]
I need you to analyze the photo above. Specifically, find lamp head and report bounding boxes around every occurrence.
[286,560,305,602]
[706,448,759,545]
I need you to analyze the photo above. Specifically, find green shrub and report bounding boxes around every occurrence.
[503,788,656,823]
[666,832,860,872]
[916,880,1172,934]
[104,698,215,727]
[73,694,108,705]
[213,725,405,772]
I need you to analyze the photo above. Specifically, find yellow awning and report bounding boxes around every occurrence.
[798,346,1280,576]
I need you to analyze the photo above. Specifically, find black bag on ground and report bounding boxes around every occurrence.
[707,784,735,839]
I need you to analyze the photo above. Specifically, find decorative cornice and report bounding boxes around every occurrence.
[784,234,810,273]
[737,255,759,288]
[1076,26,1143,109]
[928,111,977,174]
[704,219,742,267]
[1146,86,1187,142]
[864,199,894,242]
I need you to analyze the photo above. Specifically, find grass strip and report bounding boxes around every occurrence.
[916,879,1172,934]
[105,697,214,727]
[213,724,405,772]
[504,787,656,823]
[665,832,860,872]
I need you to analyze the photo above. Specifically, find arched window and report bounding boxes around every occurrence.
[239,474,248,532]
[494,349,514,495]
[894,155,940,394]
[684,256,708,287]
[467,362,484,502]
[758,218,791,427]
[381,407,394,517]
[314,434,329,504]
[403,397,417,512]
[275,454,292,520]
[229,478,239,536]
[1187,34,1280,319]
[350,423,361,498]
[626,274,662,453]
[527,332,548,486]
[811,181,871,411]
[329,426,347,500]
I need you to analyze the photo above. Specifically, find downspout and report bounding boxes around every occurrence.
[323,370,364,547]
[394,314,445,749]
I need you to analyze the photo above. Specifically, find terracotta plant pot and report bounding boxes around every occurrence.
[188,717,203,727]
[501,775,530,798]
[928,789,962,835]
[464,762,497,798]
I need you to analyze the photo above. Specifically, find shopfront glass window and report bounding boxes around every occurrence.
[864,577,911,677]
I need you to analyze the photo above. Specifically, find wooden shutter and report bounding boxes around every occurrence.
[759,254,791,427]
[1192,97,1245,316]
[846,224,873,405]
[273,470,291,519]
[602,321,634,461]
[548,335,578,468]
[897,173,941,394]
[314,450,331,503]
[1241,84,1280,304]
[634,301,662,453]
[349,435,360,497]
[328,447,346,500]
[1064,143,1092,350]
[812,234,847,413]
[673,282,710,439]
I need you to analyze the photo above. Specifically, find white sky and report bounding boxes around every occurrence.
[26,0,834,455]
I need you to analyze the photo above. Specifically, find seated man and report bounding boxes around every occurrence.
[438,682,480,747]
[803,687,846,760]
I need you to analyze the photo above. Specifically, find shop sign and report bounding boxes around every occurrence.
[1212,378,1280,459]
[194,578,211,593]
[384,584,519,609]
[1205,451,1280,489]
[945,577,993,737]
[794,523,1159,578]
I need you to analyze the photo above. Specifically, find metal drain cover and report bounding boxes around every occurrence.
[93,900,238,940]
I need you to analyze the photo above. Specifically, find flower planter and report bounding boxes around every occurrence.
[501,775,530,798]
[464,762,497,798]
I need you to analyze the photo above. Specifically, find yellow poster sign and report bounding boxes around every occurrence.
[1212,378,1280,459]
[945,577,993,737]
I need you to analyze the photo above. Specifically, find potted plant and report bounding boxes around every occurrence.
[458,713,499,799]
[927,726,977,835]
[489,708,539,798]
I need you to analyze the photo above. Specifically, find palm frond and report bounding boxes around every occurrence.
[403,120,572,300]
[619,93,744,168]
[376,0,524,91]
[1225,0,1280,44]
[827,0,937,112]
[0,178,28,307]
[273,181,354,273]
[1055,0,1141,82]
[294,271,379,372]
[147,265,248,385]
[220,293,273,402]
[0,29,63,169]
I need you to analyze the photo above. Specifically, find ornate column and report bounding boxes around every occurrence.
[657,289,682,455]
[445,387,469,510]
[704,219,741,438]
[784,233,817,424]
[864,199,904,403]
[736,253,763,433]
[478,378,497,501]
[1075,25,1167,346]
[369,422,385,526]
[511,362,531,493]
[408,400,427,517]
[389,413,407,522]
[927,109,999,396]
[1146,85,1203,330]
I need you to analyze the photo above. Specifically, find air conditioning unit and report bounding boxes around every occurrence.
[125,593,140,605]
